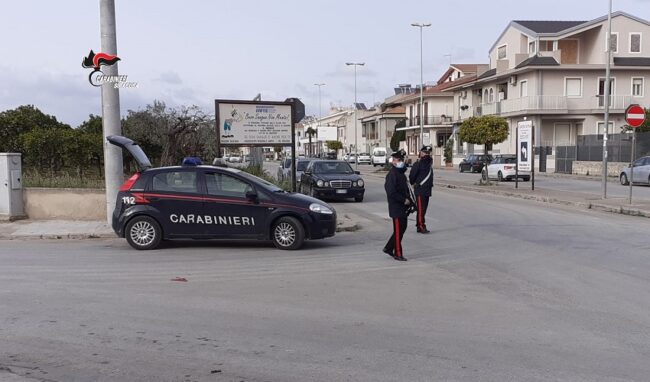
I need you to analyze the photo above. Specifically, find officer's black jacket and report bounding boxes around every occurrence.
[385,165,410,218]
[409,156,434,197]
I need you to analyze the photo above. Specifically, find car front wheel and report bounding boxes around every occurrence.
[125,216,162,250]
[459,165,464,173]
[620,173,629,185]
[271,216,305,250]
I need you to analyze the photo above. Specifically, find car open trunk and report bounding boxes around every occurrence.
[107,135,153,171]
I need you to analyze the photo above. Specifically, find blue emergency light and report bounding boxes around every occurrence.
[182,157,202,166]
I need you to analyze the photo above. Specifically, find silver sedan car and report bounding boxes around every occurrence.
[620,156,650,185]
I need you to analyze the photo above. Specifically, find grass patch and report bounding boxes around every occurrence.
[23,170,105,189]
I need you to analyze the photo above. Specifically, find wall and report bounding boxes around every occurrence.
[490,26,528,69]
[573,161,627,176]
[24,188,106,220]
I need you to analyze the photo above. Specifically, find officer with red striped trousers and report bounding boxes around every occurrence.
[409,145,434,234]
[383,150,412,261]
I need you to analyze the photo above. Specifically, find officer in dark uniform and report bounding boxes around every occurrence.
[382,149,412,261]
[409,145,434,233]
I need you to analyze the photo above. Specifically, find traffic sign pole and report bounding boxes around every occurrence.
[625,104,646,205]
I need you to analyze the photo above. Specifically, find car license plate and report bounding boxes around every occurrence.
[336,189,347,194]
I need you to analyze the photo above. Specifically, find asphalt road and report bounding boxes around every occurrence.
[2,170,650,381]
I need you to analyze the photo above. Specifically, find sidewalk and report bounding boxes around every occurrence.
[0,215,361,241]
[365,168,650,219]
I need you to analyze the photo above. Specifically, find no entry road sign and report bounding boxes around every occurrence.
[626,104,646,128]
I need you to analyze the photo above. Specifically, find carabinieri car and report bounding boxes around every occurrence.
[107,136,337,251]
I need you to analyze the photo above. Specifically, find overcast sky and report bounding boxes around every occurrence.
[2,0,650,127]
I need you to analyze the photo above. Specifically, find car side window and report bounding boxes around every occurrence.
[505,158,515,164]
[634,158,645,167]
[152,171,198,193]
[205,172,253,198]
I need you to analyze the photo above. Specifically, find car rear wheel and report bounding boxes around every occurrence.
[524,177,531,182]
[620,173,629,185]
[497,171,504,182]
[272,216,305,250]
[125,216,162,250]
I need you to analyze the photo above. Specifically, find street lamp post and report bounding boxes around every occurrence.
[412,22,431,149]
[346,62,364,169]
[314,83,325,157]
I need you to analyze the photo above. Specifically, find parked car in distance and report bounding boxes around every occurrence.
[228,155,242,163]
[459,154,493,173]
[620,155,650,185]
[326,151,337,159]
[371,147,388,166]
[277,158,311,184]
[300,160,365,202]
[483,154,530,181]
[357,153,371,165]
[345,154,357,163]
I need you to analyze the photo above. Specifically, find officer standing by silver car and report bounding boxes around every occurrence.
[409,145,434,234]
[382,149,411,261]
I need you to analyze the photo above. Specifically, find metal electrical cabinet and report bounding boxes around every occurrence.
[0,153,25,219]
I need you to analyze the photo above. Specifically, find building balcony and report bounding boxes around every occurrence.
[459,107,474,120]
[594,95,634,110]
[500,96,568,114]
[405,115,454,127]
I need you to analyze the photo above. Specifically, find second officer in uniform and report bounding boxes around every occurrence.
[409,145,434,233]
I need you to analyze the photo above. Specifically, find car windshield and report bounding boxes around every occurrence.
[374,151,386,156]
[297,161,309,171]
[313,161,354,174]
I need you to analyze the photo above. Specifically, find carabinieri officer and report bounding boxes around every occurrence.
[409,145,434,234]
[383,149,411,261]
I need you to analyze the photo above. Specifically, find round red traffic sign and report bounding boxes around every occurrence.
[626,104,646,128]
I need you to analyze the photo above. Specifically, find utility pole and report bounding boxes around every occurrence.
[346,62,364,170]
[100,0,123,224]
[412,23,431,148]
[602,0,612,199]
[315,83,325,157]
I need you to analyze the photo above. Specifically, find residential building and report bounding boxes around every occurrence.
[446,11,650,172]
[301,105,374,157]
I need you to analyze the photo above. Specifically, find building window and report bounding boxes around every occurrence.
[597,121,614,135]
[630,33,642,53]
[565,77,582,98]
[607,32,618,53]
[520,80,528,97]
[497,45,507,60]
[489,88,495,103]
[528,41,536,54]
[483,89,488,102]
[632,77,644,97]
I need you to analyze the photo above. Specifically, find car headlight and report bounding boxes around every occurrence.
[316,180,324,187]
[357,179,364,187]
[309,203,334,214]
[324,181,329,187]
[352,181,357,187]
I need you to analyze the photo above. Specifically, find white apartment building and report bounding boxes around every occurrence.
[445,11,650,172]
[301,105,374,157]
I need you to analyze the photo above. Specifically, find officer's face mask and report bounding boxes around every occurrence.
[395,161,406,169]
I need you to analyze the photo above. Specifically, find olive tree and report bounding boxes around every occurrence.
[459,115,509,183]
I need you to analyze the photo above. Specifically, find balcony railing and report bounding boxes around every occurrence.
[500,95,568,114]
[405,115,454,127]
[479,102,500,116]
[595,95,634,109]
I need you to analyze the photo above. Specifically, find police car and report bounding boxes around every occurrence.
[107,136,337,251]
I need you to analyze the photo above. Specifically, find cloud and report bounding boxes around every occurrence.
[156,71,183,85]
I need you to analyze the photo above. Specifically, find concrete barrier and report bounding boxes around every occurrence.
[23,188,106,220]
[572,161,627,177]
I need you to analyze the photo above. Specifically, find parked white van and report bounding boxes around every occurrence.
[371,147,389,167]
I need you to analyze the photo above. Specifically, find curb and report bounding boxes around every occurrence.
[0,232,116,240]
[437,182,650,219]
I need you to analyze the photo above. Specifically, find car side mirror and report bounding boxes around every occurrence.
[304,170,312,175]
[245,190,258,202]
[354,171,360,175]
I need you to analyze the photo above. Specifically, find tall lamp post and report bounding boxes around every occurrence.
[411,22,431,148]
[314,83,326,157]
[346,62,364,169]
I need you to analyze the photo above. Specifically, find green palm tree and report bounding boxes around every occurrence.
[306,127,317,157]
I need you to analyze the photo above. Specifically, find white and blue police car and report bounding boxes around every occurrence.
[108,136,337,250]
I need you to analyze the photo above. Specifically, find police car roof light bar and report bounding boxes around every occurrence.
[182,157,203,166]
